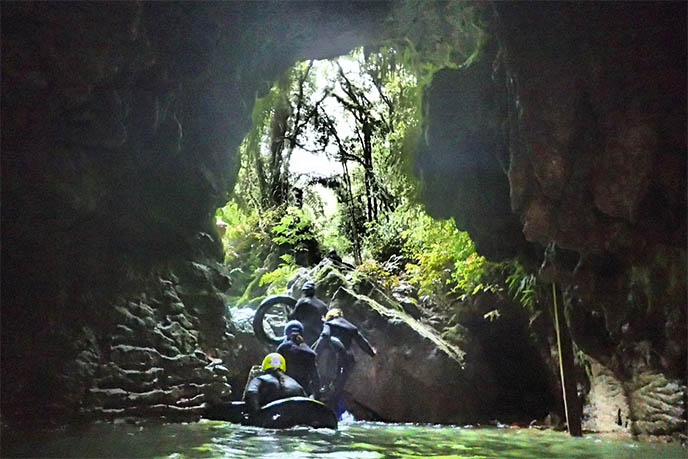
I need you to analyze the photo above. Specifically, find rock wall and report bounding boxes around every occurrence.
[415,2,686,437]
[301,261,554,424]
[80,262,234,422]
[1,1,392,428]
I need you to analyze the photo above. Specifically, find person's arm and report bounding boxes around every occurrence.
[317,301,328,319]
[355,330,376,357]
[310,362,321,397]
[320,322,331,338]
[287,302,302,321]
[244,377,262,412]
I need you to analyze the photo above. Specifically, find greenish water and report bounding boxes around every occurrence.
[4,420,686,458]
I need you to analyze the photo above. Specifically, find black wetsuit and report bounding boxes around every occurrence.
[244,369,306,412]
[327,253,355,269]
[319,317,375,400]
[277,338,321,396]
[288,295,328,345]
[322,317,376,357]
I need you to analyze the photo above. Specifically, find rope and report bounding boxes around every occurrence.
[552,282,571,434]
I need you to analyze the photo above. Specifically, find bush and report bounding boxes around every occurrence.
[362,212,408,262]
[357,259,400,291]
[259,254,300,294]
[402,209,492,298]
[359,204,494,300]
[270,206,322,265]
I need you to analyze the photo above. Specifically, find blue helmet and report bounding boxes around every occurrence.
[301,281,316,293]
[284,320,304,337]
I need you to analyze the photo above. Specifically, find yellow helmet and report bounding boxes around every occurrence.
[261,353,286,372]
[325,308,343,321]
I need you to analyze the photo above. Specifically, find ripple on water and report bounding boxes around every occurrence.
[2,420,687,458]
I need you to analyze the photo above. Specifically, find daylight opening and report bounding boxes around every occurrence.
[215,46,494,311]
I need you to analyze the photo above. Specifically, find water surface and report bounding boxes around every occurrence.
[4,420,686,458]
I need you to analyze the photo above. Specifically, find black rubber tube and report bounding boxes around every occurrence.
[252,295,297,346]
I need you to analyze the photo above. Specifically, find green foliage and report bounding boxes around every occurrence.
[361,204,492,299]
[361,207,408,262]
[402,208,492,297]
[270,206,319,254]
[357,259,400,291]
[505,261,538,312]
[219,23,499,307]
[483,309,501,321]
[305,186,351,258]
[215,202,272,303]
[235,62,319,212]
[215,202,321,304]
[384,2,489,80]
[260,254,299,294]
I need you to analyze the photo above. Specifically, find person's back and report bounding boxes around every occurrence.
[289,281,328,345]
[277,321,320,395]
[323,317,357,349]
[244,353,306,412]
[316,309,375,412]
[322,316,375,357]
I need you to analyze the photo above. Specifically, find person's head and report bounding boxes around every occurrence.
[325,308,343,321]
[301,281,316,297]
[328,248,338,257]
[284,320,304,340]
[261,352,286,372]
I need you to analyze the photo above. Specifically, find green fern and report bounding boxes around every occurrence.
[259,254,299,294]
[506,262,538,311]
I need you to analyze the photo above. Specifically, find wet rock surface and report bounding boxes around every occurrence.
[331,286,486,424]
[64,263,234,424]
[583,358,687,441]
[415,2,686,437]
[1,1,390,427]
[304,263,553,424]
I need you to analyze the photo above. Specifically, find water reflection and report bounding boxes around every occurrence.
[3,420,686,458]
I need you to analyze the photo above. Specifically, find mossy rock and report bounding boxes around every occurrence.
[328,286,502,424]
[311,263,350,303]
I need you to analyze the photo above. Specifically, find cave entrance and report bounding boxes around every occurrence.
[214,45,495,315]
[215,43,557,425]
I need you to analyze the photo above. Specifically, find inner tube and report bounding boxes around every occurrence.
[205,397,338,429]
[251,396,338,429]
[205,401,248,424]
[252,295,297,346]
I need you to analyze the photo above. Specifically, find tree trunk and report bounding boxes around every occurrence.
[341,159,361,265]
[362,122,376,222]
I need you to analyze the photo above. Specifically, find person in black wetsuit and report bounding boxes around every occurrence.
[244,353,306,412]
[326,248,355,269]
[318,308,376,404]
[276,320,321,396]
[288,281,328,346]
[327,248,343,263]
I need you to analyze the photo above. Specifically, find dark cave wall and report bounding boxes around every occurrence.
[497,6,687,432]
[1,1,392,426]
[415,47,527,261]
[416,2,686,436]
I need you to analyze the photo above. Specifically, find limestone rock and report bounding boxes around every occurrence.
[329,286,497,423]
